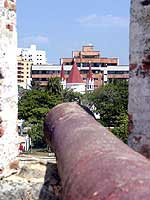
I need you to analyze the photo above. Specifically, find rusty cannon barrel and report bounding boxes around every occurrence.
[44,103,150,200]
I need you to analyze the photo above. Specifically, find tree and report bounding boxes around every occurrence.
[111,113,128,143]
[46,77,63,95]
[18,88,62,148]
[62,89,82,103]
[91,81,128,142]
[93,81,128,127]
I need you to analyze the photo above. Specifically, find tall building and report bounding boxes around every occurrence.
[31,45,128,88]
[61,45,119,88]
[31,64,129,88]
[61,45,119,67]
[17,44,47,65]
[17,56,32,89]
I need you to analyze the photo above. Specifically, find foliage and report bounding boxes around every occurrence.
[111,113,128,143]
[18,85,27,99]
[46,77,63,95]
[28,121,47,148]
[18,89,61,122]
[62,89,82,103]
[18,77,82,148]
[93,81,128,127]
[91,81,128,142]
[19,77,129,146]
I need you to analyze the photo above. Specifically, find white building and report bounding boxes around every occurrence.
[17,44,47,65]
[31,64,129,87]
[60,60,94,94]
[103,65,129,84]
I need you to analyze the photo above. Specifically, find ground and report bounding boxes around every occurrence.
[0,152,61,200]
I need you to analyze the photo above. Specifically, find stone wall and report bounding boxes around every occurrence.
[128,0,150,157]
[0,0,18,173]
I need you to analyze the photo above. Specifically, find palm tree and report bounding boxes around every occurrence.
[46,77,62,95]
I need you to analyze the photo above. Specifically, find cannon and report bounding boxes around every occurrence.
[44,103,150,200]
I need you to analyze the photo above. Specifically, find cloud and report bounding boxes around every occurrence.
[20,35,49,45]
[77,14,129,28]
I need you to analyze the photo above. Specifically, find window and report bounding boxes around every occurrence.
[82,63,89,67]
[93,63,100,67]
[76,63,81,67]
[108,71,129,74]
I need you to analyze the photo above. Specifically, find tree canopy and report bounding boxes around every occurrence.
[18,78,129,147]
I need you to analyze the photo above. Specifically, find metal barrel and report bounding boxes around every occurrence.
[44,103,150,200]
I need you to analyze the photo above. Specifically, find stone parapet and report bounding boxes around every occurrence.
[128,0,150,157]
[0,0,18,173]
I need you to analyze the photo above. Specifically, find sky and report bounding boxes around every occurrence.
[17,0,130,65]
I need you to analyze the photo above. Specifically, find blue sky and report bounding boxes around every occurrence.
[17,0,130,64]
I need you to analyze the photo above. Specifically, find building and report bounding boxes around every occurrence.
[32,64,129,88]
[17,44,47,65]
[60,60,94,93]
[32,64,61,86]
[61,45,119,88]
[103,65,129,84]
[17,56,32,89]
[31,44,129,88]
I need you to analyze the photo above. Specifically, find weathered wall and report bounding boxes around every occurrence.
[128,0,150,157]
[0,0,18,173]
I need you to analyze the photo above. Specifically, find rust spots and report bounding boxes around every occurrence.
[9,3,16,12]
[0,72,4,79]
[129,64,137,71]
[4,0,16,12]
[0,127,4,137]
[0,168,4,174]
[4,0,9,8]
[142,64,150,71]
[6,24,13,31]
[141,0,150,6]
[128,114,134,133]
[141,144,150,158]
[142,54,150,71]
[133,136,142,143]
[9,160,19,170]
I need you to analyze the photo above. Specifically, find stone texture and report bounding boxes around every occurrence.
[128,0,150,157]
[0,157,61,200]
[0,0,18,172]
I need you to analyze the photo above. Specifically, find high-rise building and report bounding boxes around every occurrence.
[32,45,128,88]
[60,45,119,88]
[17,44,47,65]
[17,56,32,89]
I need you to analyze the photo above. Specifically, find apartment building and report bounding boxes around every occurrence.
[31,64,129,88]
[17,56,32,89]
[31,45,128,88]
[61,45,119,67]
[17,44,47,65]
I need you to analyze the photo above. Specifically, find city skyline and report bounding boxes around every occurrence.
[17,0,130,64]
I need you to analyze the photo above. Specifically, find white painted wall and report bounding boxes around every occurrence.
[0,0,18,172]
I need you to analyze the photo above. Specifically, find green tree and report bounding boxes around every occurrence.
[111,113,128,143]
[90,81,128,143]
[18,88,62,148]
[62,89,82,103]
[46,77,62,95]
[93,81,128,127]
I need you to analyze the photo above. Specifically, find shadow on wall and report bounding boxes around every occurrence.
[39,162,62,200]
